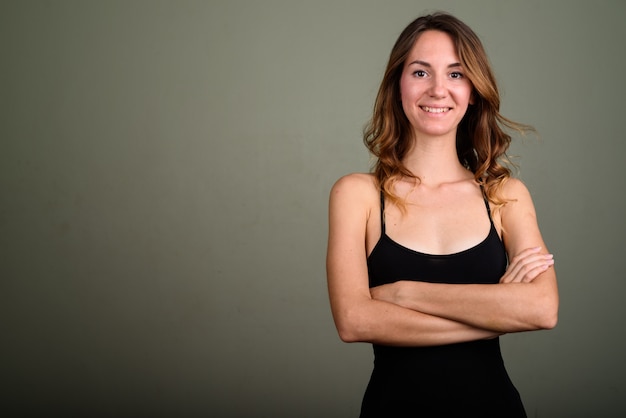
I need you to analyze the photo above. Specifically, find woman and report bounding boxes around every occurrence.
[326,12,558,417]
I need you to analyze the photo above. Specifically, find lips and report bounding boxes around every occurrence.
[420,106,450,113]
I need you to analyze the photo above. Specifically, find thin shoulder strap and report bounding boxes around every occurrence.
[479,185,494,224]
[379,190,386,234]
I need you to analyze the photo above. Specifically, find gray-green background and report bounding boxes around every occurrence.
[2,1,624,417]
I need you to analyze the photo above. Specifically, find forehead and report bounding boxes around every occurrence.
[406,30,459,62]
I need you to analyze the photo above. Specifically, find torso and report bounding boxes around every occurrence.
[364,174,502,258]
[360,174,525,417]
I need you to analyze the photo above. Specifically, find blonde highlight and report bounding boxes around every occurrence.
[363,12,533,211]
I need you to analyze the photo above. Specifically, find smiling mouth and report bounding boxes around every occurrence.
[421,106,450,113]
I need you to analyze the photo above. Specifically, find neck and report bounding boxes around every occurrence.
[402,134,471,185]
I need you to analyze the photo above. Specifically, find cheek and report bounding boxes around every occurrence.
[463,81,475,104]
[454,85,473,108]
[398,81,410,113]
[399,85,417,116]
[399,78,408,102]
[399,80,420,113]
[399,74,416,102]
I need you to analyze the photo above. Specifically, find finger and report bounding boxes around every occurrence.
[500,253,536,283]
[502,252,554,283]
[503,248,542,280]
[508,246,542,268]
[510,258,553,283]
[520,258,555,283]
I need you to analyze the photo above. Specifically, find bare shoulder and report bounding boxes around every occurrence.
[501,177,532,201]
[500,177,544,253]
[328,173,379,233]
[500,177,538,221]
[330,173,378,202]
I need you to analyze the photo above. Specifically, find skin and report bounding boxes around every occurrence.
[326,30,558,347]
[400,30,475,141]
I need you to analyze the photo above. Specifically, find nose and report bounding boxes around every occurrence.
[428,75,447,98]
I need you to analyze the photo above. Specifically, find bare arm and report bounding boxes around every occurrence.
[326,174,503,346]
[370,179,559,333]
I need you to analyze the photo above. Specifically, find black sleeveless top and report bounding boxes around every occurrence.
[361,190,527,417]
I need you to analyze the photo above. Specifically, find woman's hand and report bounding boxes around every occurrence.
[371,282,404,305]
[500,247,554,284]
[370,282,397,304]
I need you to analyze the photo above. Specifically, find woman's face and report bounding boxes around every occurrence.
[399,30,474,139]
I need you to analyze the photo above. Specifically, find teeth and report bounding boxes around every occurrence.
[422,106,449,113]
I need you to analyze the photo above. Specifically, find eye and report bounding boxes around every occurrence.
[413,70,427,78]
[450,71,464,79]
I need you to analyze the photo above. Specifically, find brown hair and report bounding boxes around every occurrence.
[363,12,532,208]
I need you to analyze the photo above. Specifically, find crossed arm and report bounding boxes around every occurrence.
[326,174,558,347]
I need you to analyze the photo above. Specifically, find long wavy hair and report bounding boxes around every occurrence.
[364,12,532,209]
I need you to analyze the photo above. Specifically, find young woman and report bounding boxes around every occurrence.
[326,12,558,417]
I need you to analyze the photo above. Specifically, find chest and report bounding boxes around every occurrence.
[367,225,507,287]
[384,191,493,256]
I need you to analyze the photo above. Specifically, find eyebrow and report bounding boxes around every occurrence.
[408,60,462,68]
